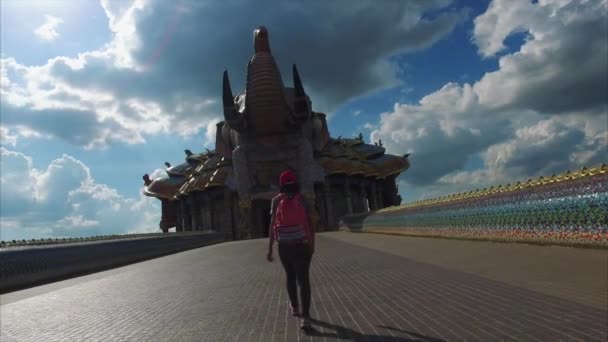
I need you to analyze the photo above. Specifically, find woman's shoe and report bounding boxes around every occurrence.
[300,316,312,331]
[289,304,300,317]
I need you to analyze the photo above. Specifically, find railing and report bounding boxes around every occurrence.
[379,164,607,213]
[0,232,225,293]
[341,164,608,248]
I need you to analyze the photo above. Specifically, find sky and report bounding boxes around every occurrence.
[1,0,606,241]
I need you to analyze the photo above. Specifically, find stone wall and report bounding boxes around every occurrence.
[0,232,225,294]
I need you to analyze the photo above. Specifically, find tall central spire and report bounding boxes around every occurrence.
[253,26,271,54]
[222,26,311,136]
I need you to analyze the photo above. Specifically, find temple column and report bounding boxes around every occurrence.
[232,193,240,240]
[181,198,191,231]
[351,177,360,213]
[317,185,327,232]
[233,146,252,240]
[296,137,316,200]
[224,188,234,239]
[376,179,385,209]
[353,176,365,213]
[186,196,194,231]
[369,179,378,211]
[206,194,214,231]
[160,199,168,233]
[345,176,353,215]
[175,199,183,232]
[210,194,216,231]
[384,174,401,206]
[200,193,209,231]
[179,198,185,231]
[236,200,252,240]
[359,178,367,212]
[199,201,205,231]
[313,184,324,231]
[190,193,200,231]
[322,182,333,229]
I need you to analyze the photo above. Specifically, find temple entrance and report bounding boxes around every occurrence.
[252,199,271,238]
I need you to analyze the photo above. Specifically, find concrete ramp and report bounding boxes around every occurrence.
[2,232,606,341]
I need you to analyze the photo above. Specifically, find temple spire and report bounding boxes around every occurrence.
[253,26,271,53]
[223,69,245,131]
[223,70,234,110]
[292,64,310,121]
[293,64,305,97]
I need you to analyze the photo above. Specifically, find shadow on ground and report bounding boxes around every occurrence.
[306,319,445,341]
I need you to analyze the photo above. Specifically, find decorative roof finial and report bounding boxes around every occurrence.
[253,26,270,53]
[143,174,152,186]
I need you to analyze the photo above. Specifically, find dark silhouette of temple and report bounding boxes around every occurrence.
[143,27,410,240]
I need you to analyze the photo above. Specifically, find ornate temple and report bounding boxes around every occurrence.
[143,27,410,240]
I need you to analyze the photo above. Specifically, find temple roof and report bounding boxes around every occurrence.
[164,150,215,178]
[352,143,386,160]
[319,138,409,178]
[185,152,209,164]
[146,136,409,200]
[144,149,219,200]
[367,154,410,177]
[143,176,185,200]
[177,156,233,197]
[166,162,197,177]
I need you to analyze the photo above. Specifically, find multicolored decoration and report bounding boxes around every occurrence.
[348,164,608,247]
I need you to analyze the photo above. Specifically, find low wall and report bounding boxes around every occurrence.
[341,172,608,248]
[0,232,225,293]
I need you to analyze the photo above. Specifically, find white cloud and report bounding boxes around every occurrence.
[400,115,607,202]
[56,216,100,230]
[0,127,18,147]
[4,0,604,208]
[1,0,466,149]
[473,0,536,58]
[34,15,64,42]
[0,147,160,241]
[472,0,607,113]
[363,122,377,131]
[437,115,607,186]
[99,0,147,69]
[372,0,607,200]
[204,117,221,146]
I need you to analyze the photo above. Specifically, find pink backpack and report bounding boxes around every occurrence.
[273,193,310,243]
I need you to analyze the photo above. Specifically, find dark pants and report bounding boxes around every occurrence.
[278,243,312,317]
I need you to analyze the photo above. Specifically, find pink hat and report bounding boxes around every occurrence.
[279,169,297,186]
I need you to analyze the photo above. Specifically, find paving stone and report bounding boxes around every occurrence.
[1,233,606,341]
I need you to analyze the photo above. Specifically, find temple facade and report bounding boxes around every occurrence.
[143,27,410,240]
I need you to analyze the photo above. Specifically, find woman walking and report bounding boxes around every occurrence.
[267,169,316,331]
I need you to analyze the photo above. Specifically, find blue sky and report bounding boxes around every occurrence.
[1,0,606,240]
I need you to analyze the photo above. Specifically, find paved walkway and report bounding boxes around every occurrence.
[1,232,606,341]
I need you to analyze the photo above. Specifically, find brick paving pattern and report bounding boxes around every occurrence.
[1,233,606,341]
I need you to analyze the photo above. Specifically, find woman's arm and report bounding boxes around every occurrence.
[267,197,278,261]
[268,226,275,250]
